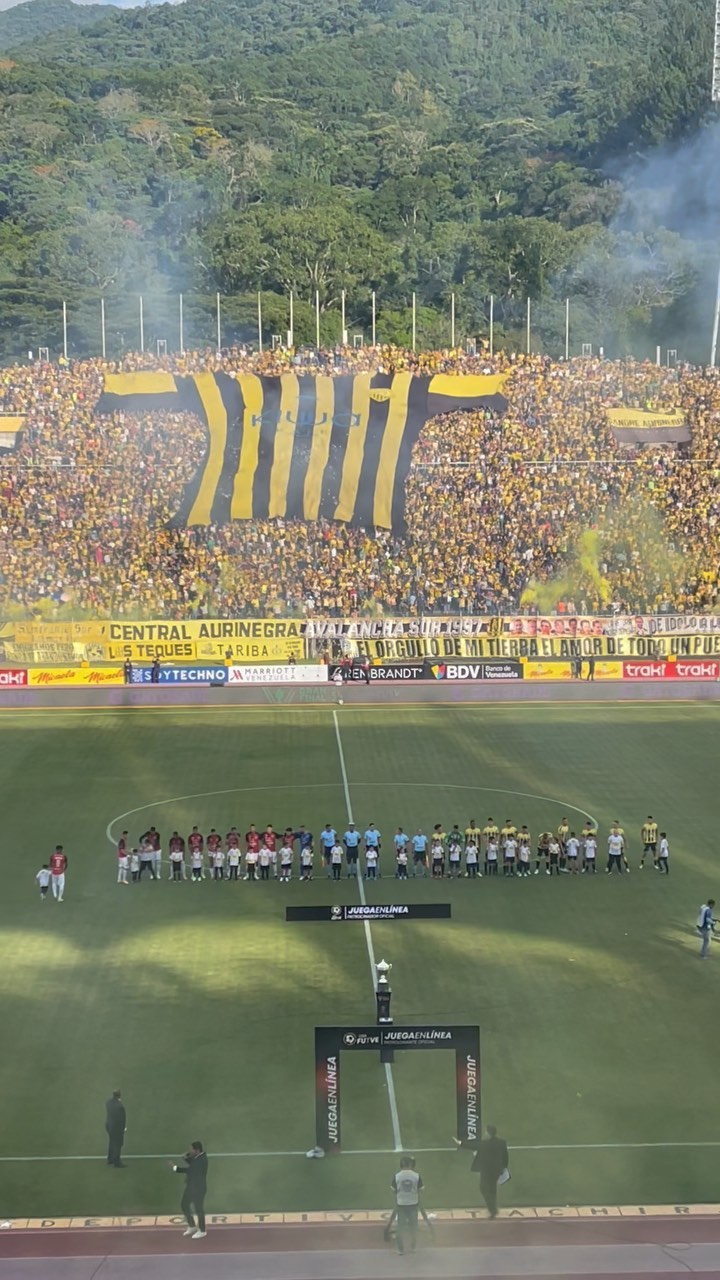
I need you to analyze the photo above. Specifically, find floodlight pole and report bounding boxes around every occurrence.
[711,263,720,368]
[708,2,720,361]
[179,293,184,355]
[371,291,377,347]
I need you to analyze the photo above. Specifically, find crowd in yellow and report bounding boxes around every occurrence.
[0,346,718,619]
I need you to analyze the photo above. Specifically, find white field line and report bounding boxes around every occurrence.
[333,710,402,1153]
[3,1141,720,1163]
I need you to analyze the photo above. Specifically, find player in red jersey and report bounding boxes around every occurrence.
[245,825,261,853]
[141,826,162,880]
[207,829,222,880]
[226,828,241,880]
[117,831,130,884]
[49,845,68,901]
[280,828,295,882]
[168,831,186,882]
[263,825,278,879]
[188,827,204,882]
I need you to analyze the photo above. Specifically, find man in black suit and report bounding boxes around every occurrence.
[172,1141,209,1239]
[454,1124,509,1218]
[105,1089,126,1168]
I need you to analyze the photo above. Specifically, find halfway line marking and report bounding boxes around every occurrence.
[333,709,403,1153]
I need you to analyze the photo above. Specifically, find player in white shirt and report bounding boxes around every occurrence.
[365,847,379,880]
[606,829,625,874]
[130,850,140,882]
[212,847,225,881]
[582,836,597,873]
[448,841,462,878]
[517,841,531,877]
[548,838,562,877]
[279,846,293,882]
[245,847,259,880]
[330,842,344,882]
[258,848,271,881]
[227,846,241,881]
[36,865,51,899]
[565,833,580,873]
[396,847,409,879]
[465,841,479,878]
[503,837,517,877]
[657,832,670,875]
[485,840,499,876]
[190,848,205,883]
[300,845,314,881]
[170,844,186,882]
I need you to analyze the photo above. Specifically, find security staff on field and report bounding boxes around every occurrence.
[170,1140,208,1239]
[454,1123,509,1218]
[104,1089,126,1168]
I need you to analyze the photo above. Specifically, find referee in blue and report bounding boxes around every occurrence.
[364,823,382,876]
[320,823,337,878]
[344,824,361,877]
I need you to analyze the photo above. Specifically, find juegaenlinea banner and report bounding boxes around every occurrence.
[315,1024,480,1153]
[287,904,452,922]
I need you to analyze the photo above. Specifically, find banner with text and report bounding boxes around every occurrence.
[130,666,228,685]
[315,1024,480,1153]
[228,665,328,685]
[28,667,124,687]
[345,634,720,661]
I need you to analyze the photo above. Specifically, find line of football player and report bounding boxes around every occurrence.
[112,817,669,881]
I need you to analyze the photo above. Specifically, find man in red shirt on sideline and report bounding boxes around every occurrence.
[50,845,68,902]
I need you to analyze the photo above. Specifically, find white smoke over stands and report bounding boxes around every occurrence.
[568,119,720,357]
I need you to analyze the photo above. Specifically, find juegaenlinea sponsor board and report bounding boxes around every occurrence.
[286,904,452,922]
[314,1024,480,1152]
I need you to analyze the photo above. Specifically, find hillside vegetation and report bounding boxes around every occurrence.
[0,0,713,358]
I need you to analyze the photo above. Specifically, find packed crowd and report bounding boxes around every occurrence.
[1,345,719,618]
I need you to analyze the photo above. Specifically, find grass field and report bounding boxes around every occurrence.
[1,700,720,1220]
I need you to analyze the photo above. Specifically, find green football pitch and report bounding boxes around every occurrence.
[1,700,719,1220]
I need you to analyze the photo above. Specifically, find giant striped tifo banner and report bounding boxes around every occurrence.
[96,371,508,533]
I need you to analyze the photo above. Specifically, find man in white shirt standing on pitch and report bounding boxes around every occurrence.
[391,1156,423,1255]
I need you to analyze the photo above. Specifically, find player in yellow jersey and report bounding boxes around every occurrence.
[465,819,483,849]
[611,821,630,872]
[557,817,570,871]
[639,815,659,870]
[500,819,517,850]
[482,819,499,848]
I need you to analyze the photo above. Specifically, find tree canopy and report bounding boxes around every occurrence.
[0,0,713,359]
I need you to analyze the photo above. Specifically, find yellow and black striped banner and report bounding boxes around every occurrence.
[97,371,507,531]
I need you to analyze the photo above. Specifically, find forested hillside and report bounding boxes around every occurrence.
[0,0,108,48]
[0,0,714,359]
